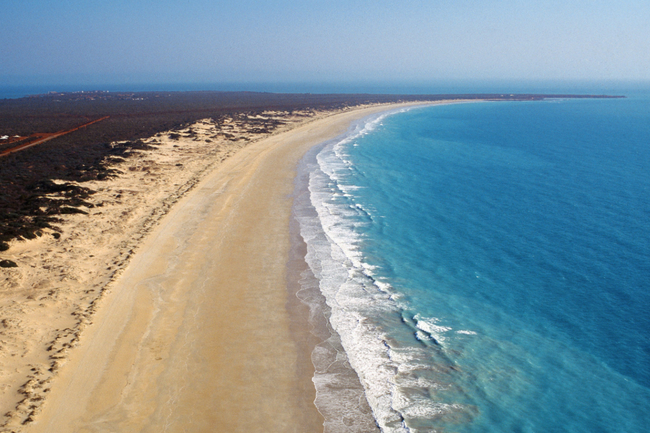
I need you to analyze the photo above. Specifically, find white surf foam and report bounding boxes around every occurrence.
[295,109,477,432]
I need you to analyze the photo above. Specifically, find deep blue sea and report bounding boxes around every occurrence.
[1,80,646,99]
[295,93,650,432]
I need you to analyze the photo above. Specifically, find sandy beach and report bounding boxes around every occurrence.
[0,102,437,432]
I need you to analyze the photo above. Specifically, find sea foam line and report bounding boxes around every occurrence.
[298,109,474,432]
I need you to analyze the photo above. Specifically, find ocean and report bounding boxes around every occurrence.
[1,80,645,100]
[293,92,650,432]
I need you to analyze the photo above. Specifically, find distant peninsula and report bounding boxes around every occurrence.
[0,90,623,251]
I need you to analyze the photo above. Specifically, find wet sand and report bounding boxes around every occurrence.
[21,103,425,433]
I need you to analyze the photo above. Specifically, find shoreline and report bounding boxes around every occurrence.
[290,140,380,432]
[10,101,441,432]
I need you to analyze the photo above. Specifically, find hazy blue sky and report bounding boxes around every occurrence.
[1,0,649,86]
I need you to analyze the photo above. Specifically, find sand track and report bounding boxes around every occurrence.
[0,117,110,157]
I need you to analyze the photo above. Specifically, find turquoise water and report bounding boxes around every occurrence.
[297,94,650,432]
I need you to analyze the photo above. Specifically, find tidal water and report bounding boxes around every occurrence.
[295,93,650,432]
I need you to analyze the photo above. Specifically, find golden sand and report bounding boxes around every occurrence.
[2,102,436,432]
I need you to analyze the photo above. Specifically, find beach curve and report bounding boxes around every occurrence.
[22,102,428,433]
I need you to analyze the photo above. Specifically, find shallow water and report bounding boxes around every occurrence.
[295,94,650,432]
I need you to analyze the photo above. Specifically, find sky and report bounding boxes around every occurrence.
[1,0,649,87]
